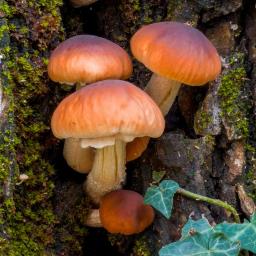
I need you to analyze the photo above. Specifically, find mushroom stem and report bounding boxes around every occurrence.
[85,209,102,227]
[85,140,126,203]
[63,138,94,173]
[124,74,180,159]
[63,82,91,173]
[145,73,181,116]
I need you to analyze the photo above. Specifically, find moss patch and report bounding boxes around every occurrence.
[218,53,249,139]
[0,1,88,255]
[132,237,151,256]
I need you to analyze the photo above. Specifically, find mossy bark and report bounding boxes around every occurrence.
[0,0,255,255]
[0,0,89,255]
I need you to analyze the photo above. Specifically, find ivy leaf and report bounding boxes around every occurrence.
[181,217,213,240]
[215,213,256,253]
[159,232,240,256]
[144,180,179,218]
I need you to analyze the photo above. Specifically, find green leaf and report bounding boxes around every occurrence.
[159,232,240,256]
[181,217,213,239]
[144,180,179,218]
[215,212,256,253]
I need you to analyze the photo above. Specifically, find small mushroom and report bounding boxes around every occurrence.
[131,22,221,115]
[48,35,132,173]
[99,190,155,235]
[48,35,132,88]
[51,80,164,203]
[16,173,29,185]
[70,0,98,8]
[129,22,221,157]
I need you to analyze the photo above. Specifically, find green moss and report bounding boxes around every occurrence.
[245,143,256,201]
[204,134,215,147]
[0,0,89,251]
[194,110,213,134]
[166,0,183,20]
[0,0,69,254]
[133,237,151,256]
[218,53,249,138]
[0,2,14,17]
[246,168,256,201]
[132,0,140,11]
[0,24,9,40]
[118,0,164,35]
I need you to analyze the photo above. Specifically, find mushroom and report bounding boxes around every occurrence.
[48,35,132,89]
[126,136,150,162]
[99,190,155,234]
[48,35,132,173]
[85,190,155,234]
[70,0,98,7]
[51,80,164,203]
[128,22,221,157]
[63,138,94,172]
[130,22,221,115]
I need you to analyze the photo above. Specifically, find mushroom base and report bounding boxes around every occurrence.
[145,73,181,116]
[84,209,102,227]
[84,140,126,204]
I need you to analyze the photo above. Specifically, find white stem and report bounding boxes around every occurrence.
[85,140,126,203]
[145,73,181,116]
[85,209,102,227]
[63,138,94,173]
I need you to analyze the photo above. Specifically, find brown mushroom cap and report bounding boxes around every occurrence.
[131,22,221,85]
[48,35,132,84]
[51,80,164,142]
[99,190,155,235]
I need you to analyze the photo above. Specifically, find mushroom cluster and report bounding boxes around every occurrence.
[51,80,164,203]
[48,35,132,173]
[49,22,221,234]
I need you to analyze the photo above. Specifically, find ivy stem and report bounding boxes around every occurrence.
[177,188,240,223]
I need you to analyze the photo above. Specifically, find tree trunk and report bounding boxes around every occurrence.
[0,0,255,255]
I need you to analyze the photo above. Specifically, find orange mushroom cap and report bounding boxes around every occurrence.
[99,190,155,235]
[48,35,132,84]
[131,22,221,85]
[126,137,150,162]
[51,80,164,142]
